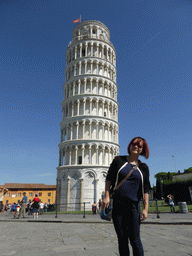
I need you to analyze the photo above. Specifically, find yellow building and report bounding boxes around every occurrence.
[2,183,56,205]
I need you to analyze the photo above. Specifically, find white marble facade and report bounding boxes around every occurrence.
[57,20,120,211]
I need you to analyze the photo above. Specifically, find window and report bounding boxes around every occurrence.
[78,156,82,164]
[104,112,106,117]
[18,193,21,197]
[6,200,9,204]
[48,199,50,203]
[48,193,51,197]
[6,193,10,197]
[39,192,42,197]
[29,193,32,197]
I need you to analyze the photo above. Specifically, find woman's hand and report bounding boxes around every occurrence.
[102,196,110,210]
[140,209,148,221]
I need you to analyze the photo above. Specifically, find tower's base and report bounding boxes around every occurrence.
[56,165,109,211]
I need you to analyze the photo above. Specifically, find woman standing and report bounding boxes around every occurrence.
[32,194,40,218]
[102,137,150,256]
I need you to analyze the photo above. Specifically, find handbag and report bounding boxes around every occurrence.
[100,163,139,221]
[100,202,112,221]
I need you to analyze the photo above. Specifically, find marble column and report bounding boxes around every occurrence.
[79,178,84,211]
[80,43,82,58]
[89,145,92,164]
[90,99,92,115]
[76,121,79,139]
[72,102,74,116]
[96,80,99,94]
[96,100,99,115]
[82,145,85,164]
[89,121,92,139]
[96,145,99,165]
[94,178,99,206]
[69,149,71,165]
[75,146,78,164]
[70,125,73,140]
[79,62,81,75]
[90,78,93,92]
[78,80,81,94]
[85,43,88,57]
[73,82,75,95]
[83,99,86,115]
[84,78,87,93]
[102,148,105,165]
[91,43,93,56]
[66,177,71,211]
[91,61,93,74]
[77,100,80,115]
[82,121,85,138]
[75,46,77,59]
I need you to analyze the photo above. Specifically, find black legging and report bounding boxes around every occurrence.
[112,196,144,256]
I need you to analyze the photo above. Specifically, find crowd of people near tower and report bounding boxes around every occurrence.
[0,187,49,218]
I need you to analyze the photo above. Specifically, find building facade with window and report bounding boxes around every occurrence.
[1,183,56,205]
[57,20,120,211]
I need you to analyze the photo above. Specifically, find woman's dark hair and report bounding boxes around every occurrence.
[127,137,149,159]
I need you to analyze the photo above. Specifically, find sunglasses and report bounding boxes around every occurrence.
[132,141,143,149]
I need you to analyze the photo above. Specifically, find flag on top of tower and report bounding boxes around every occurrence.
[73,17,80,23]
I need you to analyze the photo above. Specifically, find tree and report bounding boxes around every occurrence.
[184,167,192,173]
[154,171,177,199]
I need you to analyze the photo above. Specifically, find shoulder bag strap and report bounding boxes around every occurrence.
[114,164,138,191]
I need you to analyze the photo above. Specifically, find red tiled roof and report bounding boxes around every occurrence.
[3,183,56,189]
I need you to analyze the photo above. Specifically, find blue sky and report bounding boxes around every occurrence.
[1,0,191,187]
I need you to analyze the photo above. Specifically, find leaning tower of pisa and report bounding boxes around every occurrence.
[56,20,120,211]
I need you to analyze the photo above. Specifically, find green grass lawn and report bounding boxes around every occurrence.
[43,203,192,215]
[141,201,192,213]
[42,200,192,215]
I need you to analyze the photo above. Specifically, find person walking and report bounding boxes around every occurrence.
[102,137,150,256]
[18,192,28,218]
[32,194,40,218]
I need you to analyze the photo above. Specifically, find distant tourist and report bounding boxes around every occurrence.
[0,186,9,212]
[18,192,28,218]
[167,194,175,213]
[32,194,40,218]
[11,203,17,217]
[98,199,102,213]
[92,201,97,215]
[39,201,44,215]
[15,203,21,218]
[44,202,48,212]
[2,204,8,216]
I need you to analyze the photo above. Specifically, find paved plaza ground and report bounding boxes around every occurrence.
[0,213,192,256]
